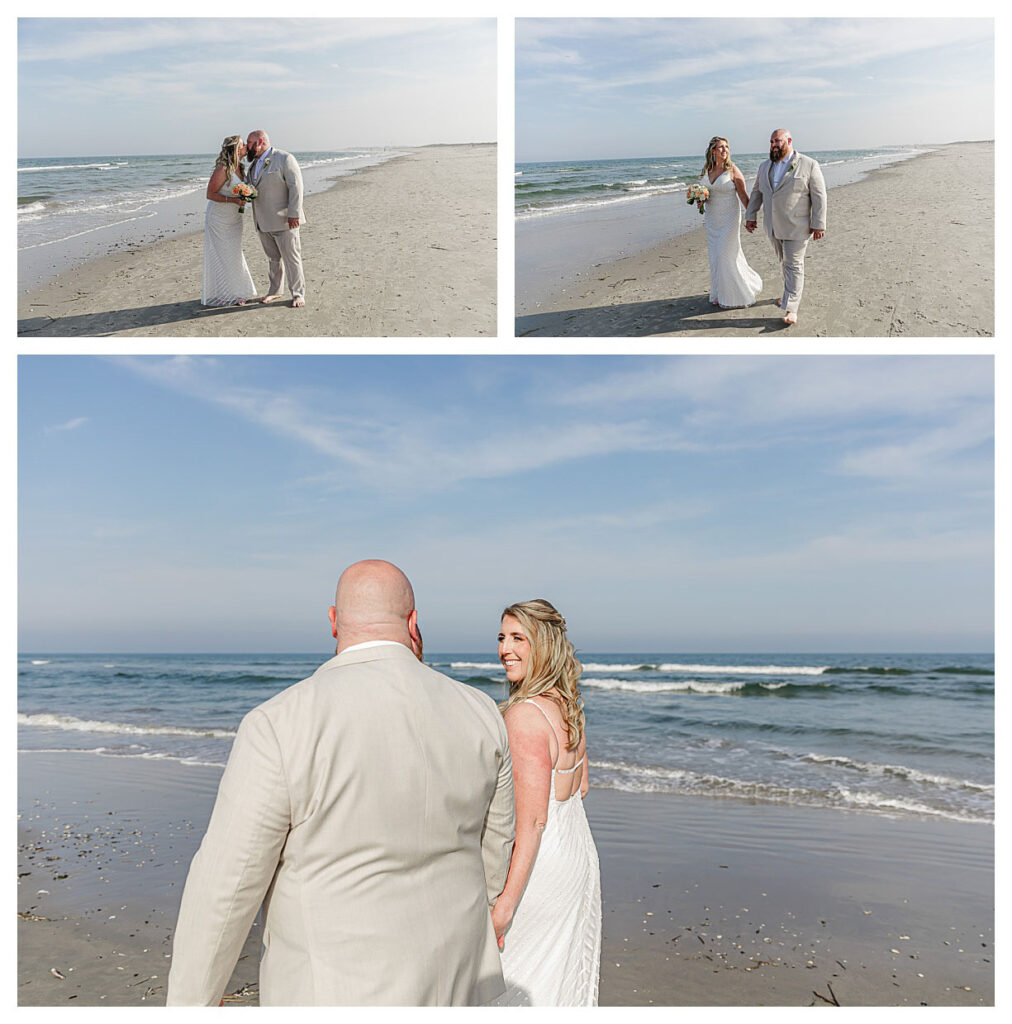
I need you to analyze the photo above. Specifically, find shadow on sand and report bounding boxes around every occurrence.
[17,298,289,337]
[515,294,789,338]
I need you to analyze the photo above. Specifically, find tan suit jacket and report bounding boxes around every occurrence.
[249,147,307,233]
[746,151,827,241]
[166,643,514,1006]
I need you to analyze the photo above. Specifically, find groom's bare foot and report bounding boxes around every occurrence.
[292,297,305,308]
[782,311,797,326]
[260,293,283,304]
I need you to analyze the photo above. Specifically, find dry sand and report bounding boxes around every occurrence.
[515,142,994,338]
[17,144,496,338]
[18,751,992,1007]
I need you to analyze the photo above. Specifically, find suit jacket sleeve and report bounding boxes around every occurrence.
[480,721,515,905]
[745,169,763,221]
[809,159,827,231]
[284,154,305,220]
[166,708,292,1005]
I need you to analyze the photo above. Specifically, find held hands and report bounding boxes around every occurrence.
[810,229,825,240]
[287,217,300,230]
[491,900,513,951]
[745,220,757,234]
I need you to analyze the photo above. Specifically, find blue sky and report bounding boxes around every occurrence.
[17,18,496,157]
[18,356,994,654]
[516,18,995,162]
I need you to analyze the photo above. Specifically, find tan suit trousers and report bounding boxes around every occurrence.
[257,227,305,300]
[770,235,810,315]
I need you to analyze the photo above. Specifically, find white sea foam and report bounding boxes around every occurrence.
[450,661,501,671]
[516,184,687,220]
[18,202,48,218]
[18,162,129,173]
[583,677,746,694]
[580,662,827,675]
[30,659,50,665]
[19,746,226,769]
[18,712,236,739]
[590,759,991,823]
[18,211,159,250]
[581,663,655,672]
[800,752,994,792]
[657,663,827,675]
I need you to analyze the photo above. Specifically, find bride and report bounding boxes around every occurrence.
[201,135,257,307]
[490,600,601,1006]
[700,136,761,308]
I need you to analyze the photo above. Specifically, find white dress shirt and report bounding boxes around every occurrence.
[771,149,794,189]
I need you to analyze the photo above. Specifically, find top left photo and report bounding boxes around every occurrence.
[17,18,497,338]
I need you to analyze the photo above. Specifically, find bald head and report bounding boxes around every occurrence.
[328,560,422,657]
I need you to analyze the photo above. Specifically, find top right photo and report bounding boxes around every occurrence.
[515,18,994,338]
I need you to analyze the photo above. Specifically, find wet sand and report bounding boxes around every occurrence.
[515,142,994,338]
[18,751,992,1006]
[17,144,496,338]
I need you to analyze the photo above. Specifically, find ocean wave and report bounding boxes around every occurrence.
[580,662,828,675]
[19,747,226,769]
[18,712,236,740]
[450,661,501,671]
[583,677,747,694]
[18,161,130,173]
[798,752,994,792]
[515,184,687,220]
[590,759,991,823]
[30,659,50,665]
[583,677,827,697]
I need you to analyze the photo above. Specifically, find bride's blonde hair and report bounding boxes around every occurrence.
[214,136,244,180]
[702,136,735,177]
[499,599,585,750]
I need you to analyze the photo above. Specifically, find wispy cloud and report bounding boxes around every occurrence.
[44,416,89,434]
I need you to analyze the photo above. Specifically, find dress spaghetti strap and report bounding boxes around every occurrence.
[522,698,585,774]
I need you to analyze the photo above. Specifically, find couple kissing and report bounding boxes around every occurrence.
[202,130,306,309]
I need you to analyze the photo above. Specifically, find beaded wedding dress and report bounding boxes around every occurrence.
[201,170,257,307]
[491,699,601,1006]
[702,170,761,307]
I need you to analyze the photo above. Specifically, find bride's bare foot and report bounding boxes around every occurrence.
[782,311,797,326]
[292,296,305,308]
[260,293,283,304]
[235,299,248,306]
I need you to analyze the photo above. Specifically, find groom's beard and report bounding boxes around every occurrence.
[770,145,783,161]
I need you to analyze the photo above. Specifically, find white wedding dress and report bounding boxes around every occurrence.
[491,699,601,1006]
[702,170,761,307]
[201,170,257,307]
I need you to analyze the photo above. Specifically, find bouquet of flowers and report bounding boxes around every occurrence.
[686,182,709,214]
[232,182,257,213]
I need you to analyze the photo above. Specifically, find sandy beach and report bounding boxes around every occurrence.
[18,751,992,1007]
[17,144,496,338]
[515,142,994,338]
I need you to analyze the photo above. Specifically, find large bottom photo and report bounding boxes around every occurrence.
[17,355,994,1007]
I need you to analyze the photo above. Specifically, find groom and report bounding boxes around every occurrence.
[745,128,826,326]
[246,130,307,308]
[166,560,515,1005]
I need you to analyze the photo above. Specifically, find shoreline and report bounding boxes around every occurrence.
[17,143,496,337]
[18,750,993,1006]
[515,142,994,337]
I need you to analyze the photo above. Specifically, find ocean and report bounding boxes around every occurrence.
[18,651,993,827]
[17,149,404,291]
[514,145,934,312]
